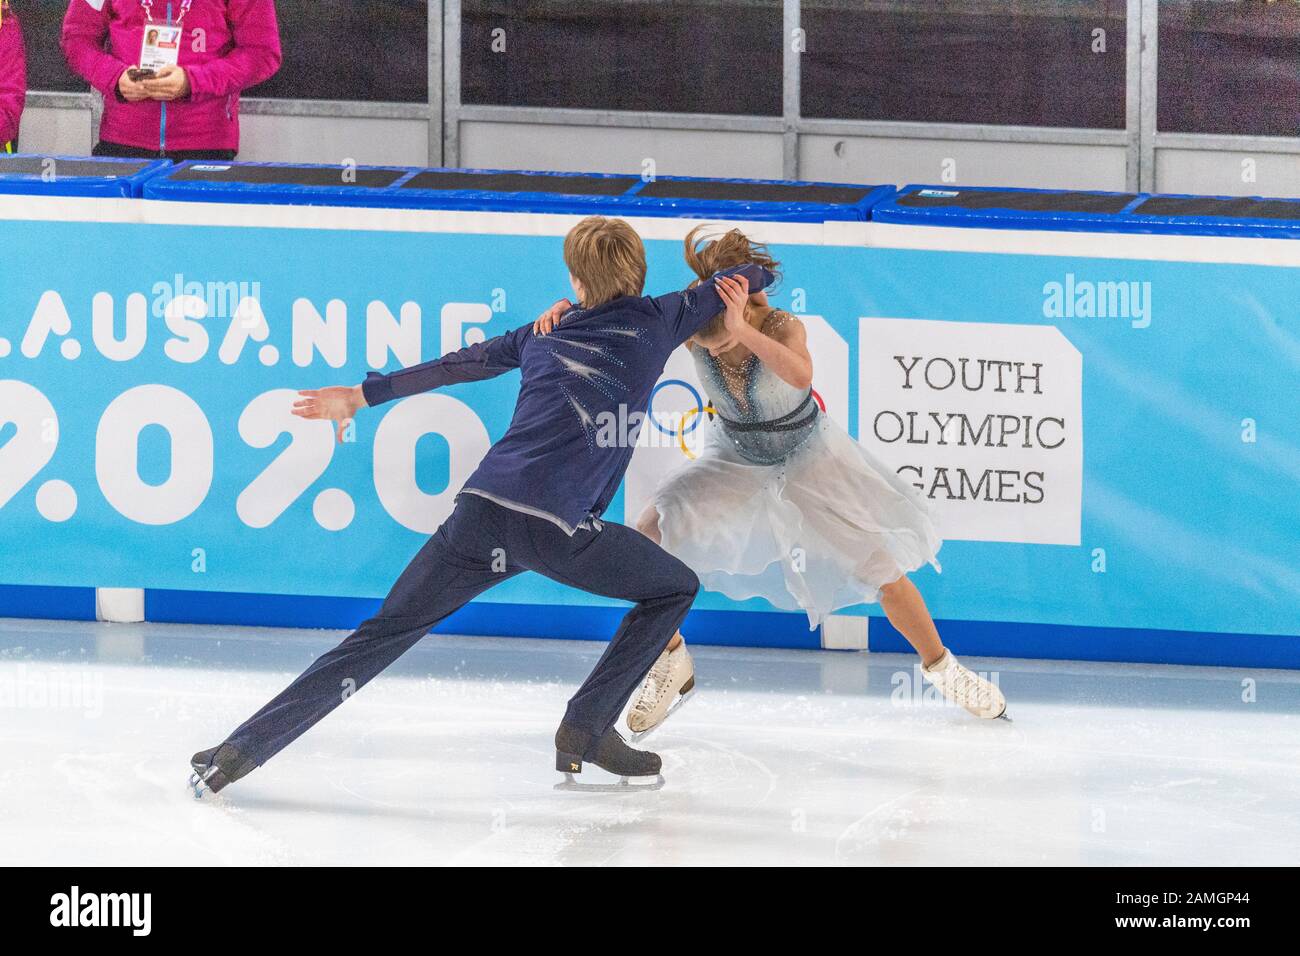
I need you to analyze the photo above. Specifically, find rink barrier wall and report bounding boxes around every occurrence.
[141,161,895,222]
[873,184,1300,239]
[1,160,1299,668]
[7,153,1298,232]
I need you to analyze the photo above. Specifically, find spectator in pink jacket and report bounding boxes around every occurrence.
[62,0,281,160]
[0,1,26,151]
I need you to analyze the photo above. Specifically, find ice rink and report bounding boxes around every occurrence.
[1,616,1297,866]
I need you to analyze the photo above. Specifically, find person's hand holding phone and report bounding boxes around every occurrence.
[117,67,152,102]
[142,66,191,101]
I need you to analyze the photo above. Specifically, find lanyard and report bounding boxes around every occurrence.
[140,0,193,153]
[141,0,193,26]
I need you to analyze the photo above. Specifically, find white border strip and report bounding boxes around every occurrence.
[867,221,1300,267]
[0,195,1295,266]
[0,195,839,246]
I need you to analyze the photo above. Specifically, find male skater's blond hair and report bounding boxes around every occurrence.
[563,216,647,308]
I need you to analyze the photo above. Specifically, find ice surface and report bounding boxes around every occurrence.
[1,617,1297,866]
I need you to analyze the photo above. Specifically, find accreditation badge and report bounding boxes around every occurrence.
[140,23,183,72]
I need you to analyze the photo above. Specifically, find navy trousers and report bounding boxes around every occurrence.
[224,493,699,767]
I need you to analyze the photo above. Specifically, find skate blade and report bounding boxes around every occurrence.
[188,768,221,800]
[188,770,210,800]
[629,688,696,745]
[553,772,665,793]
[996,710,1013,723]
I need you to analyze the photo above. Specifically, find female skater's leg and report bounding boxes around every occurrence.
[628,502,694,733]
[878,575,944,667]
[635,502,685,652]
[877,573,1006,719]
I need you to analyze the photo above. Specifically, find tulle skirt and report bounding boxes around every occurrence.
[653,416,942,629]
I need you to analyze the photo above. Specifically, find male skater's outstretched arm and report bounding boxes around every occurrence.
[290,328,531,444]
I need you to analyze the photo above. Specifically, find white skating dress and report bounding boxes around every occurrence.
[652,312,942,629]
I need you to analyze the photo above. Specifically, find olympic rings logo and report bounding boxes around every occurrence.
[647,379,703,437]
[675,404,718,459]
[648,378,826,460]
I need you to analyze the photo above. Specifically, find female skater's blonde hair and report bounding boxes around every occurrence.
[683,225,782,340]
[563,216,647,308]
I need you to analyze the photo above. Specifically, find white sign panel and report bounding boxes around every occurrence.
[857,318,1082,545]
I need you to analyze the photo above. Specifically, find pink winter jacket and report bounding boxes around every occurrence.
[62,0,281,153]
[0,3,26,146]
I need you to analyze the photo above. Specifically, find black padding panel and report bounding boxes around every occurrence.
[896,189,1137,214]
[170,164,406,188]
[637,179,875,205]
[400,171,637,195]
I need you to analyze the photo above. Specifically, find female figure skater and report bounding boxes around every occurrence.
[537,227,1006,734]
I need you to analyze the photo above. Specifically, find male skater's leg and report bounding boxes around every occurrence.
[508,514,699,774]
[191,495,519,792]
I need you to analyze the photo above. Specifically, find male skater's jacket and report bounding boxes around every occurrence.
[362,265,774,535]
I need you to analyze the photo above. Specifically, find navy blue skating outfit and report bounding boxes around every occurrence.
[215,264,775,778]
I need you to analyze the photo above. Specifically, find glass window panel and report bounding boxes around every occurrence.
[249,0,428,103]
[801,0,1128,129]
[1158,0,1300,137]
[462,0,783,116]
[21,1,86,93]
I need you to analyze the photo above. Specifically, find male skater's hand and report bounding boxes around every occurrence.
[292,385,367,444]
[533,297,575,336]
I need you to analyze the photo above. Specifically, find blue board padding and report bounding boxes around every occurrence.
[2,583,1292,667]
[0,155,172,198]
[144,161,649,212]
[381,166,651,216]
[875,184,1300,238]
[142,160,893,222]
[0,584,96,621]
[1125,191,1300,239]
[874,184,1148,234]
[619,177,895,222]
[142,160,420,208]
[869,617,1300,670]
[142,588,822,649]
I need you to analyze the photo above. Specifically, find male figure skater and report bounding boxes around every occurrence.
[190,217,774,793]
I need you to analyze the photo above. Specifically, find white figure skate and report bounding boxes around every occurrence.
[627,642,696,742]
[921,649,1009,720]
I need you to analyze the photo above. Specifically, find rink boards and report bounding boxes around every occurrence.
[0,193,1297,666]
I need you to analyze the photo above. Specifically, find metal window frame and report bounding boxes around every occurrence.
[24,0,1300,190]
[1138,0,1157,190]
[440,0,1136,171]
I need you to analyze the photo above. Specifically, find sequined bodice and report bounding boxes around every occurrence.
[694,312,817,465]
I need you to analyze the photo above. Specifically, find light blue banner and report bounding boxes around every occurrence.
[1,212,1297,643]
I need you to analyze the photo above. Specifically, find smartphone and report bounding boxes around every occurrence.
[128,68,157,82]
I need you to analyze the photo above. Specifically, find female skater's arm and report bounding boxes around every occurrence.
[657,263,776,344]
[532,297,576,335]
[717,275,814,391]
